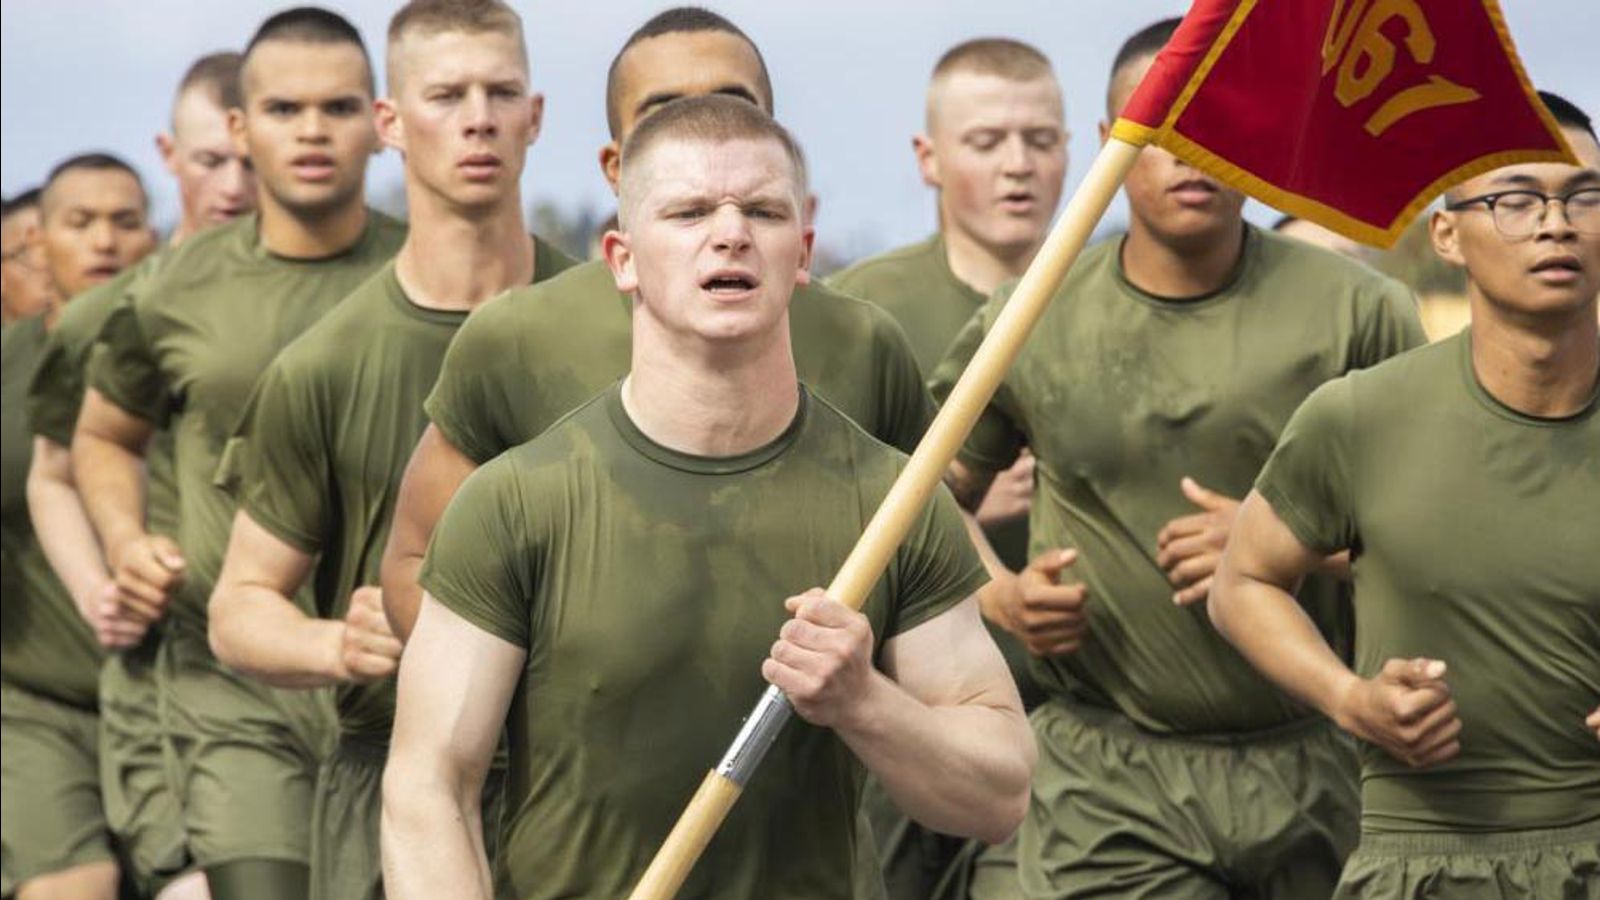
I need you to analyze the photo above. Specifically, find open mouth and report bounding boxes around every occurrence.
[701,271,759,296]
[999,191,1037,212]
[85,264,120,278]
[291,154,337,181]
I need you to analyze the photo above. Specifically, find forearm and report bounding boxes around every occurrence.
[381,766,492,900]
[73,431,150,555]
[27,441,113,609]
[208,586,344,688]
[1209,568,1357,720]
[380,549,426,641]
[837,673,1032,844]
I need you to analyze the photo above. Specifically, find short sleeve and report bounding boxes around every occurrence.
[1254,377,1358,555]
[1353,276,1428,369]
[928,300,1026,474]
[88,299,168,424]
[868,310,937,454]
[225,361,331,554]
[25,328,82,446]
[418,457,534,648]
[424,309,516,465]
[884,484,989,637]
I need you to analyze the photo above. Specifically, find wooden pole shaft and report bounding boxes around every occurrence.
[627,137,1145,900]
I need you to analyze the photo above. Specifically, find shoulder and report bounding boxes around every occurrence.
[270,265,397,381]
[804,390,908,475]
[133,217,254,312]
[531,233,580,282]
[478,390,611,491]
[367,210,409,251]
[829,237,941,296]
[460,260,618,350]
[1249,226,1410,304]
[794,278,908,340]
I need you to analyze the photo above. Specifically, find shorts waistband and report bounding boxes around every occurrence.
[1353,818,1600,856]
[1047,694,1331,748]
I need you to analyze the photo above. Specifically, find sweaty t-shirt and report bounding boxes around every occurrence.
[1,316,103,709]
[223,242,575,740]
[90,212,407,632]
[28,249,179,537]
[420,385,986,900]
[425,258,934,464]
[831,233,1032,571]
[932,226,1427,734]
[1256,331,1600,833]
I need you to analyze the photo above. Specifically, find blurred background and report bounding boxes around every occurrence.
[5,0,1596,324]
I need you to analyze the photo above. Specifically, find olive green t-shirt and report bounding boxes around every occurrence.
[1,316,103,709]
[27,249,179,537]
[89,212,407,631]
[830,234,986,375]
[223,242,575,740]
[831,233,1032,571]
[1256,331,1600,833]
[932,226,1427,734]
[425,258,934,464]
[420,384,986,900]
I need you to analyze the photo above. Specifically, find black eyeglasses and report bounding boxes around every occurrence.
[1444,187,1600,237]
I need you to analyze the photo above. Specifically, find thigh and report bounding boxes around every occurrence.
[100,641,191,889]
[309,746,384,900]
[163,630,330,867]
[1,684,113,895]
[1232,726,1360,900]
[975,703,1229,900]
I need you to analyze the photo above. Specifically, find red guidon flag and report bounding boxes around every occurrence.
[1111,0,1577,247]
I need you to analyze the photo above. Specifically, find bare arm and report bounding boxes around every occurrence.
[382,595,524,900]
[764,591,1033,844]
[381,424,478,641]
[73,387,185,622]
[1210,491,1460,768]
[26,436,145,647]
[209,511,401,689]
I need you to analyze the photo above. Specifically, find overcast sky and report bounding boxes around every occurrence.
[4,1,1596,260]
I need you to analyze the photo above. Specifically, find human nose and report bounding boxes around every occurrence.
[709,206,752,252]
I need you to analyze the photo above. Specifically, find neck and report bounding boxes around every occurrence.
[1121,218,1244,299]
[1469,291,1599,418]
[623,312,799,457]
[168,214,203,248]
[258,194,369,259]
[395,186,532,312]
[942,220,1036,296]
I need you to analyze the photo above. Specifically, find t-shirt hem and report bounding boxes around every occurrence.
[239,501,323,557]
[889,567,988,637]
[417,570,529,650]
[1256,481,1343,556]
[426,402,497,467]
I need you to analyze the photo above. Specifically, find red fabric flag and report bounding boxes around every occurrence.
[1111,0,1576,247]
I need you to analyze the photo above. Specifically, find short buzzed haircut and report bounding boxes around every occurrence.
[617,94,807,226]
[1108,17,1180,115]
[933,38,1053,84]
[604,7,774,140]
[387,0,525,93]
[243,6,374,97]
[41,153,147,214]
[177,51,245,114]
[1,188,43,221]
[1539,90,1596,140]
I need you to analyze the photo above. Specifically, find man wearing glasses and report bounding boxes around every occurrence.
[1208,90,1600,898]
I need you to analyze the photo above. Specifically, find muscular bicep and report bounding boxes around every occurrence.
[1219,491,1327,602]
[390,594,524,783]
[75,387,155,454]
[215,510,316,601]
[382,425,480,637]
[881,595,1017,711]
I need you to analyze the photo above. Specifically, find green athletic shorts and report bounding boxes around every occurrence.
[1,681,113,894]
[159,624,336,868]
[100,633,191,892]
[970,697,1360,899]
[1333,819,1600,899]
[309,731,515,900]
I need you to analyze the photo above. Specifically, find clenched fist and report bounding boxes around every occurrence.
[761,589,876,729]
[337,586,403,683]
[1333,658,1462,768]
[980,549,1088,656]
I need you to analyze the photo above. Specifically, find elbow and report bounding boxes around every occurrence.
[206,591,246,671]
[964,712,1036,846]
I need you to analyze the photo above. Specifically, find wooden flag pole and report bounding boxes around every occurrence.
[628,136,1145,900]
